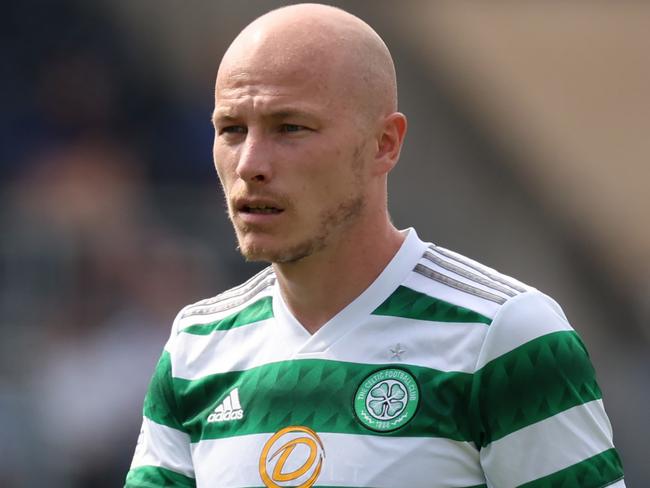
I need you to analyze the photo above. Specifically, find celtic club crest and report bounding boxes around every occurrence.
[354,368,419,432]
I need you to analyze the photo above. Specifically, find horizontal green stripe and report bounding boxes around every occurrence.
[372,285,492,324]
[173,359,474,443]
[182,296,273,335]
[518,448,624,488]
[152,330,602,452]
[143,351,186,432]
[125,465,196,487]
[471,330,602,447]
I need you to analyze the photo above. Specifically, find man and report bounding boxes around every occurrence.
[125,4,625,487]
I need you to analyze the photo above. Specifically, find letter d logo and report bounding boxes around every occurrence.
[259,426,325,488]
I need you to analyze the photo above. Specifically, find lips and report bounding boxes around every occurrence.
[234,198,285,215]
[241,204,283,214]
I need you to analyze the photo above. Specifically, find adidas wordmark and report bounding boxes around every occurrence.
[207,388,244,423]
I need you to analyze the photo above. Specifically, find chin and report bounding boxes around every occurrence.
[238,235,324,264]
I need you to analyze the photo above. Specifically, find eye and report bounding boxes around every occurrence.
[219,125,247,135]
[280,124,306,133]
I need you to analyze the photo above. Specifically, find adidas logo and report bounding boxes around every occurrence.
[207,388,244,423]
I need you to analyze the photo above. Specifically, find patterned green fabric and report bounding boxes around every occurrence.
[373,285,492,324]
[182,297,273,335]
[143,352,185,433]
[171,359,473,443]
[517,448,623,488]
[470,330,602,447]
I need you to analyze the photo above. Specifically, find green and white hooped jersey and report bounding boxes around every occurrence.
[125,229,625,488]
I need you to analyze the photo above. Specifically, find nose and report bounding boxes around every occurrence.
[236,131,272,183]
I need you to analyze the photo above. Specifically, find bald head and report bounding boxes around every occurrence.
[212,4,408,266]
[216,3,398,123]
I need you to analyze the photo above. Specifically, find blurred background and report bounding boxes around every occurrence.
[1,0,647,486]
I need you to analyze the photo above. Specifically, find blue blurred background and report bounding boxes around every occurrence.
[1,1,648,486]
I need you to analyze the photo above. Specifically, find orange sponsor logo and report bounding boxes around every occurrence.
[259,426,325,488]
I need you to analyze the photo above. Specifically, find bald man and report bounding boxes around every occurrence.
[125,4,624,487]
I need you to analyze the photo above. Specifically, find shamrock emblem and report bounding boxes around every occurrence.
[367,380,407,419]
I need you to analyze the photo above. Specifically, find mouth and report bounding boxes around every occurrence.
[240,204,283,215]
[235,199,285,216]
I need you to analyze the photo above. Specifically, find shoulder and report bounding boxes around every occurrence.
[406,241,576,365]
[474,289,575,370]
[401,241,535,323]
[170,266,276,336]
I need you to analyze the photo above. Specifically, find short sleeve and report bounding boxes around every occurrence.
[125,313,196,487]
[469,291,625,488]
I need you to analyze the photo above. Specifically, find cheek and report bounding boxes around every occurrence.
[309,151,358,189]
[299,171,354,212]
[213,145,236,187]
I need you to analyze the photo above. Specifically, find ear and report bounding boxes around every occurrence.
[373,112,407,176]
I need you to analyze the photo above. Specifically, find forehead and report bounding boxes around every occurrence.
[214,59,340,118]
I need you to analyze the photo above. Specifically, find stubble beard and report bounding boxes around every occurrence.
[233,193,365,264]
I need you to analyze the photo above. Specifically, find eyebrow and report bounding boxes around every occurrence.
[211,108,316,126]
[268,110,313,119]
[211,110,235,126]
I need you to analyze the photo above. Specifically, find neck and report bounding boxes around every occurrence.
[272,217,404,334]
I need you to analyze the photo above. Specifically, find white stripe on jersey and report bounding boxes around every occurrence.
[191,432,484,488]
[608,481,627,488]
[331,314,488,373]
[474,290,573,370]
[172,318,276,380]
[131,417,194,478]
[171,313,489,381]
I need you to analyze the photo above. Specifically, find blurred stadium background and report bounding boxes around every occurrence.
[1,1,647,486]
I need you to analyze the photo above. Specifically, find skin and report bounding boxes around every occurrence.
[213,3,407,333]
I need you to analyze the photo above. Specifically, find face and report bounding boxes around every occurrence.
[213,52,374,264]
